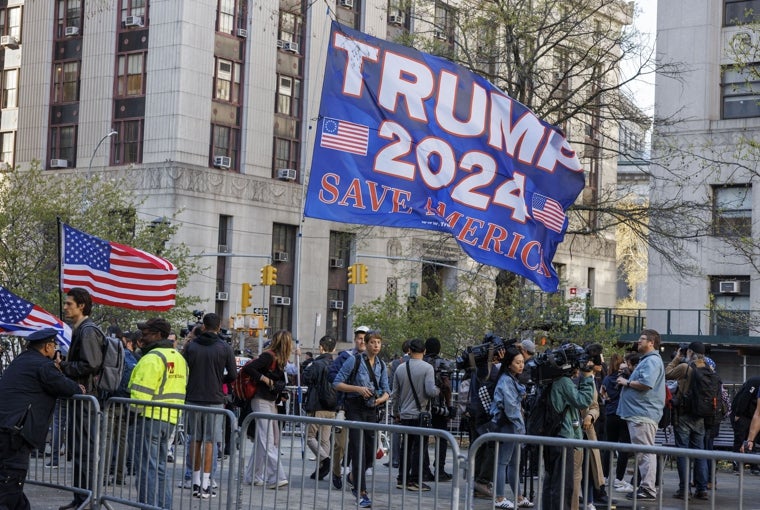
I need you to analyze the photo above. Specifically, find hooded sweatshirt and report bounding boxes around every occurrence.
[183,331,237,405]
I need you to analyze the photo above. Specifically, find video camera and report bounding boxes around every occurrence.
[455,333,516,370]
[180,309,205,338]
[530,342,602,385]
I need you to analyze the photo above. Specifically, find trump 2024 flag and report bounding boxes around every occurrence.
[304,22,585,292]
[61,224,178,311]
[0,286,72,354]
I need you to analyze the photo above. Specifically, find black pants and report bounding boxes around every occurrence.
[423,414,448,475]
[398,419,427,483]
[345,402,377,493]
[542,445,574,510]
[0,436,31,510]
[469,416,495,483]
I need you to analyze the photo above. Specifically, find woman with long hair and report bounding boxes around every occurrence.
[242,330,293,488]
[490,345,533,509]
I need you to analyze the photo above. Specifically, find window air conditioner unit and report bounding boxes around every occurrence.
[272,296,292,306]
[340,0,354,8]
[273,251,289,262]
[330,300,344,310]
[283,41,299,53]
[237,28,248,38]
[213,155,231,168]
[50,158,68,168]
[215,291,229,301]
[719,280,740,293]
[276,39,285,49]
[64,26,80,37]
[330,257,345,268]
[0,35,19,48]
[434,31,447,41]
[123,16,144,28]
[389,13,405,25]
[277,168,297,181]
[218,244,231,253]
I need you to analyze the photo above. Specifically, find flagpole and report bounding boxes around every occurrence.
[56,217,63,318]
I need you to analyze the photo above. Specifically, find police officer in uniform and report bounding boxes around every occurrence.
[0,328,82,509]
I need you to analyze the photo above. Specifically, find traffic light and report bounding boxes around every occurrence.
[268,265,277,286]
[241,282,252,310]
[260,264,277,286]
[347,264,357,284]
[358,263,368,284]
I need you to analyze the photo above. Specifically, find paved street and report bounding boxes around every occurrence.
[25,434,760,510]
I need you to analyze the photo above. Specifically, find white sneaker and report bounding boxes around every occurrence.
[586,504,596,510]
[177,479,192,489]
[614,479,634,493]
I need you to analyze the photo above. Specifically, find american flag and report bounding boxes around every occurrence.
[61,224,178,311]
[0,286,72,354]
[531,193,567,233]
[320,117,369,155]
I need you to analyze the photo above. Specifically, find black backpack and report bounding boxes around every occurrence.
[684,362,722,426]
[731,380,759,420]
[526,382,568,437]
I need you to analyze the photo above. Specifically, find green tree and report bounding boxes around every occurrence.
[0,162,202,332]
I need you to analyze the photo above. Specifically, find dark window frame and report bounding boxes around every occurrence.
[724,0,760,25]
[115,51,147,98]
[52,60,80,104]
[721,63,760,119]
[210,123,240,171]
[713,184,753,236]
[112,119,144,165]
[55,0,83,38]
[216,0,247,35]
[48,125,78,167]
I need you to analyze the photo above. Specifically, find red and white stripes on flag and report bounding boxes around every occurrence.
[0,286,73,354]
[320,117,370,155]
[61,224,178,311]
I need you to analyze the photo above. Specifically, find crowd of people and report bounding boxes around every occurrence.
[3,304,760,510]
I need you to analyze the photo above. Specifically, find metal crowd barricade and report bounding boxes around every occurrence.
[467,430,760,510]
[99,397,239,510]
[26,394,101,508]
[237,411,462,510]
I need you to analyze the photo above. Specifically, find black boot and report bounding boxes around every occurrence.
[318,457,331,480]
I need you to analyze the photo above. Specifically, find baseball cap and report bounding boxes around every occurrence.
[688,341,706,355]
[354,325,370,334]
[521,340,537,355]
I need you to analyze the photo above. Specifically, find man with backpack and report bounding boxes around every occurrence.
[423,337,454,481]
[327,325,369,489]
[58,287,104,510]
[734,376,760,473]
[665,341,714,500]
[302,335,337,481]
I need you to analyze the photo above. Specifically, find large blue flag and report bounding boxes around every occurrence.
[304,22,585,292]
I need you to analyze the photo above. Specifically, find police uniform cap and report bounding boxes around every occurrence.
[27,328,59,343]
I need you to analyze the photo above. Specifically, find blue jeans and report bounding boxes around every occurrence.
[674,413,708,492]
[495,433,520,499]
[135,417,172,509]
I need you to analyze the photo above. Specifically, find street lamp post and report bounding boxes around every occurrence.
[88,129,117,179]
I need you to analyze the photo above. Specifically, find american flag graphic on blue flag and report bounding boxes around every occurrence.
[0,286,72,354]
[531,193,567,233]
[320,117,369,155]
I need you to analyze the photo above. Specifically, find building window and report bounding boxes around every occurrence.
[52,62,80,103]
[710,275,750,335]
[0,6,22,40]
[722,63,760,119]
[113,120,143,164]
[116,53,146,97]
[713,184,752,236]
[0,132,14,167]
[434,2,456,46]
[276,75,301,117]
[217,0,246,35]
[121,0,147,20]
[725,0,760,25]
[215,58,241,103]
[278,11,302,45]
[211,124,239,170]
[56,0,83,37]
[49,125,77,166]
[2,69,18,108]
[273,138,299,173]
[326,289,347,341]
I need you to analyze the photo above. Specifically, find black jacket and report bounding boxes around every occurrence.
[0,349,81,460]
[242,350,286,401]
[183,331,237,405]
[61,317,104,393]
